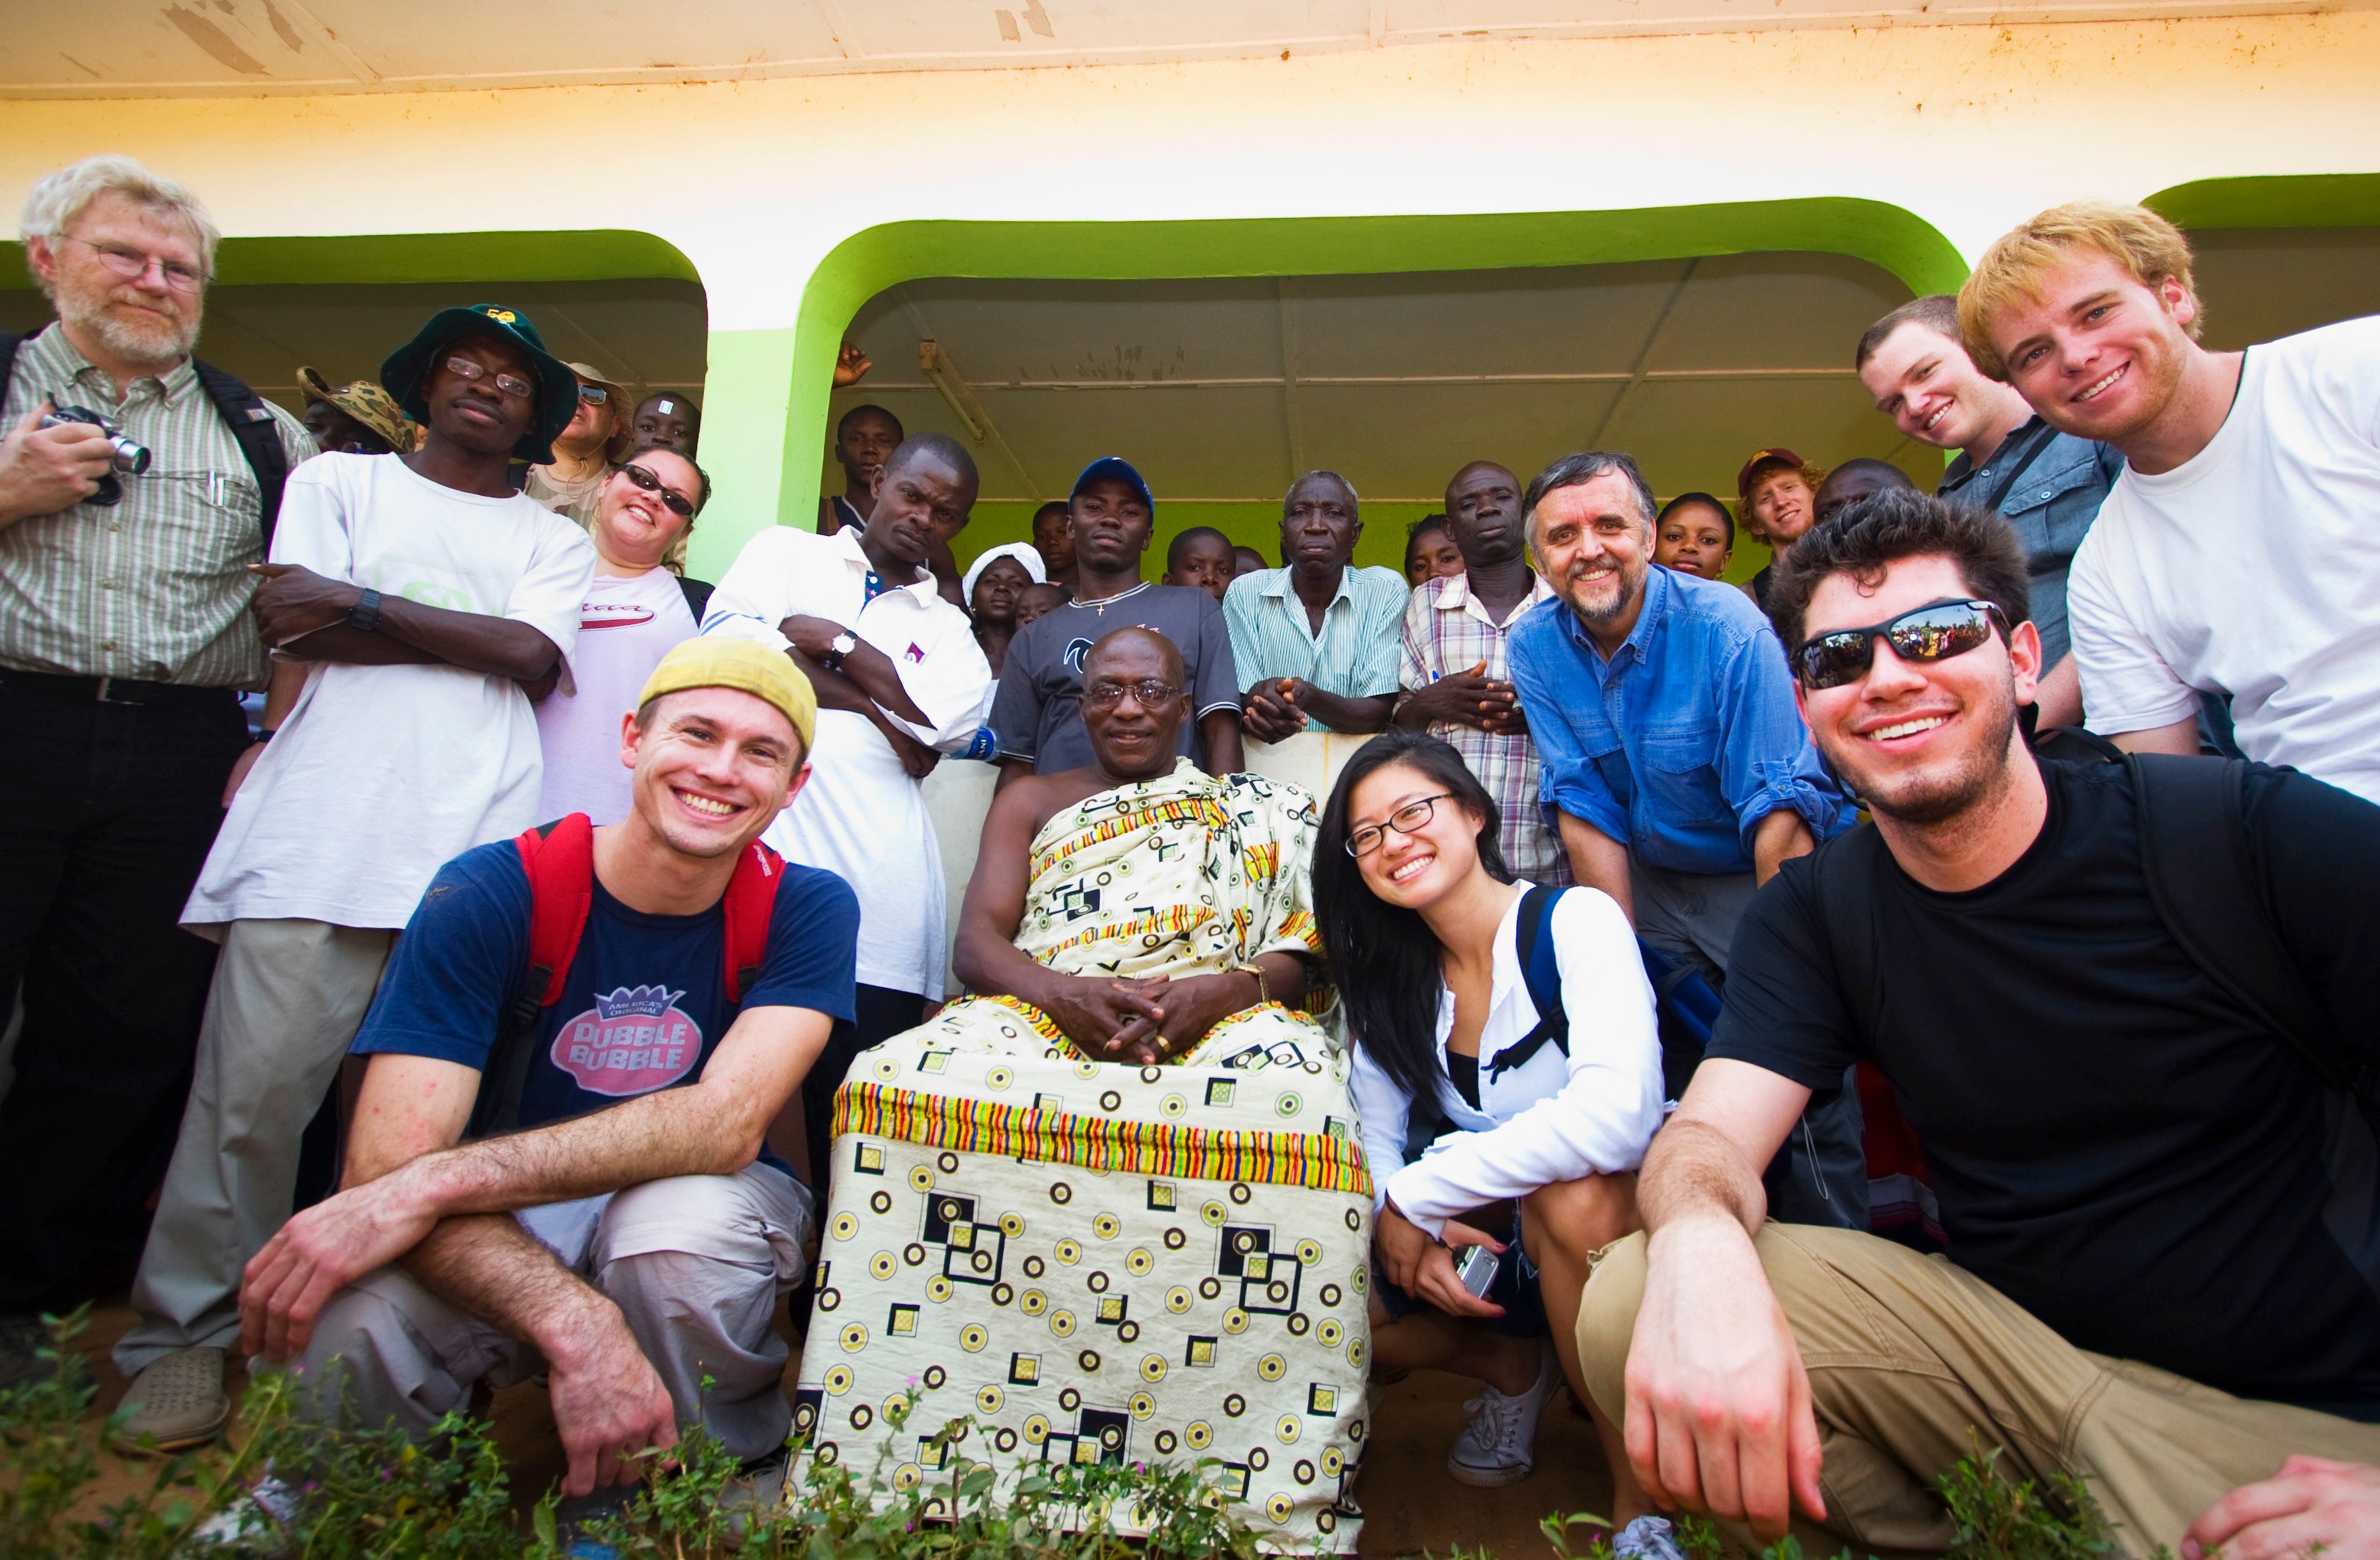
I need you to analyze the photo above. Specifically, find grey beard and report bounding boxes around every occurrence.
[62,291,199,371]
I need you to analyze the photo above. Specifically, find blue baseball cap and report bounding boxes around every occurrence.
[1070,455,1154,515]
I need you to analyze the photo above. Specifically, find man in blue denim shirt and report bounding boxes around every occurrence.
[1507,451,1855,980]
[1858,295,2121,729]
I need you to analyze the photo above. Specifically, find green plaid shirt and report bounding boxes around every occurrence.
[0,323,315,687]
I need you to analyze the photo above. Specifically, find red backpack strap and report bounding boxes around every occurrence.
[721,839,782,1005]
[469,815,596,1140]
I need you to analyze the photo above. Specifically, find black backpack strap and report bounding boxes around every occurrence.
[1488,885,1571,1077]
[190,357,291,550]
[0,330,21,405]
[2128,753,2376,1121]
[677,574,715,624]
[1975,419,2064,516]
[1810,825,1887,1048]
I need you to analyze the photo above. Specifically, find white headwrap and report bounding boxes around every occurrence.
[961,541,1048,607]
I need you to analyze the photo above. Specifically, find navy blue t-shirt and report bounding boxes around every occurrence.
[354,840,859,1133]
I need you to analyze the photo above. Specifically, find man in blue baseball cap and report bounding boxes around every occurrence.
[111,303,598,1449]
[986,456,1244,787]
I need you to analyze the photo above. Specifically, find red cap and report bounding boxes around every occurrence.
[1736,447,1806,499]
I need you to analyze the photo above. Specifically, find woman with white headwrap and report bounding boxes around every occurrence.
[961,541,1046,678]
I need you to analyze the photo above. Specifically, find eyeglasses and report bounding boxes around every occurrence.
[1792,599,2008,691]
[439,355,535,400]
[618,461,696,518]
[70,237,207,292]
[1082,679,1180,711]
[1345,792,1456,858]
[577,383,610,405]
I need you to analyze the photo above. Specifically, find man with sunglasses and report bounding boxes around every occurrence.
[522,361,632,531]
[112,303,596,1450]
[1574,488,2380,1560]
[0,158,321,1387]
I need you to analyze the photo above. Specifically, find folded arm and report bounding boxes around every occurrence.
[257,563,561,681]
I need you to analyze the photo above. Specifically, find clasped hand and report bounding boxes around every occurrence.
[1407,670,1526,734]
[249,561,361,645]
[1039,970,1254,1065]
[1242,679,1310,744]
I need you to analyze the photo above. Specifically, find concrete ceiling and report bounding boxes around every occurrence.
[8,0,2371,98]
[834,252,1939,507]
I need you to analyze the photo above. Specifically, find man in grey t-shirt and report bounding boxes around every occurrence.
[989,458,1242,784]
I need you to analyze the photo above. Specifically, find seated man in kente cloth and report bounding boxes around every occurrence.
[796,625,1370,1551]
[950,624,1324,1066]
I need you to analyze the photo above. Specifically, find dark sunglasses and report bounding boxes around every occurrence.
[577,383,610,405]
[618,461,695,518]
[1792,599,2008,691]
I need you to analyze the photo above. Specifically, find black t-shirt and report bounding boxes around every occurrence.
[1712,758,2380,1418]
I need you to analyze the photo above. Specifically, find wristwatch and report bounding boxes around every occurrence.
[347,587,382,634]
[823,629,859,672]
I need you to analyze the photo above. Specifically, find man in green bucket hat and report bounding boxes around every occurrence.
[111,303,599,1451]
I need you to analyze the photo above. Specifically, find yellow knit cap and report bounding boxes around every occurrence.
[635,636,817,752]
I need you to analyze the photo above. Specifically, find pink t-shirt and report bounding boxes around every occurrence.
[533,568,697,825]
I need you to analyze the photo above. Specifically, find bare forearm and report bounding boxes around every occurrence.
[2033,654,2082,730]
[1559,813,1634,923]
[367,593,559,680]
[386,1085,765,1225]
[1200,709,1244,775]
[2109,715,2199,756]
[1392,693,1431,732]
[278,624,444,665]
[401,1210,610,1354]
[259,658,308,727]
[1300,689,1396,734]
[836,640,930,726]
[1751,809,1815,888]
[953,925,1067,1008]
[787,649,876,715]
[1638,1117,1768,1241]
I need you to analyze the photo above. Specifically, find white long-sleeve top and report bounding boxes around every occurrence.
[1348,885,1667,1238]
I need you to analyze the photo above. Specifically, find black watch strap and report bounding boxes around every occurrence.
[348,587,382,633]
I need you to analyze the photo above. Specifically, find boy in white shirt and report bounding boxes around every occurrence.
[1961,201,2380,801]
[112,304,596,1446]
[701,433,994,1184]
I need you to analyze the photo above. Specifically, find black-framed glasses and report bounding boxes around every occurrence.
[1345,792,1456,858]
[577,383,610,405]
[1083,678,1180,711]
[618,461,696,518]
[439,355,534,400]
[70,236,206,292]
[1792,599,2008,691]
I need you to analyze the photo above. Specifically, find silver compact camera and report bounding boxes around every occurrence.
[42,404,151,507]
[1454,1243,1500,1299]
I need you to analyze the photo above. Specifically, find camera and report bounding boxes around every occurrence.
[41,404,151,508]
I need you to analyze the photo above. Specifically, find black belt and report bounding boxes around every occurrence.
[0,668,241,709]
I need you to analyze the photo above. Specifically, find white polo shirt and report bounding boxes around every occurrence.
[2069,316,2380,801]
[702,525,994,997]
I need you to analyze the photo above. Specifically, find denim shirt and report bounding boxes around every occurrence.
[1939,419,2124,671]
[1507,566,1855,875]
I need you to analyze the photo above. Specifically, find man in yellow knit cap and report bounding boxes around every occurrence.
[206,638,857,1545]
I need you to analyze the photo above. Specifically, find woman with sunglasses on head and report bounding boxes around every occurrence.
[1315,730,1681,1555]
[522,363,633,530]
[530,444,715,826]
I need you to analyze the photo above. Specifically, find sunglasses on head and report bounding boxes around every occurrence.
[577,383,610,405]
[618,461,695,518]
[1792,599,2008,691]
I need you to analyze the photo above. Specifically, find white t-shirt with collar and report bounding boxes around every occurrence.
[1346,884,1666,1239]
[702,524,995,999]
[184,452,596,932]
[2069,315,2380,801]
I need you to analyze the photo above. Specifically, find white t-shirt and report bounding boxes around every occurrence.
[533,568,698,826]
[1346,886,1666,1239]
[184,452,595,931]
[703,525,995,999]
[2069,316,2380,801]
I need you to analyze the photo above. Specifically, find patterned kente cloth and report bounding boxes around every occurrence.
[793,762,1374,1551]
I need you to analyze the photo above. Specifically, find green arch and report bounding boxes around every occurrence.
[746,197,1967,551]
[0,227,701,290]
[2143,172,2380,232]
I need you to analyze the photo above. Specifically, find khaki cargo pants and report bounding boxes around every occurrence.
[1577,1223,2380,1559]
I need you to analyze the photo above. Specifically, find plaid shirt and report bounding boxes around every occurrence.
[1397,571,1573,885]
[0,323,314,686]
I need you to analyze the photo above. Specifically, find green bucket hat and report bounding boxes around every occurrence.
[380,303,580,465]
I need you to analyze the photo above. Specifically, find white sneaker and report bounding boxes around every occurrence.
[1445,1340,1559,1487]
[177,1473,300,1555]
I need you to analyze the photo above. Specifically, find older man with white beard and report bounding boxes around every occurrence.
[0,155,315,1386]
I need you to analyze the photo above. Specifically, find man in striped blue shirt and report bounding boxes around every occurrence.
[1223,470,1409,741]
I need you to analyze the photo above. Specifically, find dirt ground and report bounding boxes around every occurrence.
[48,1298,1617,1559]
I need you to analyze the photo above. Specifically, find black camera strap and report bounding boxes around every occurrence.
[0,326,289,548]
